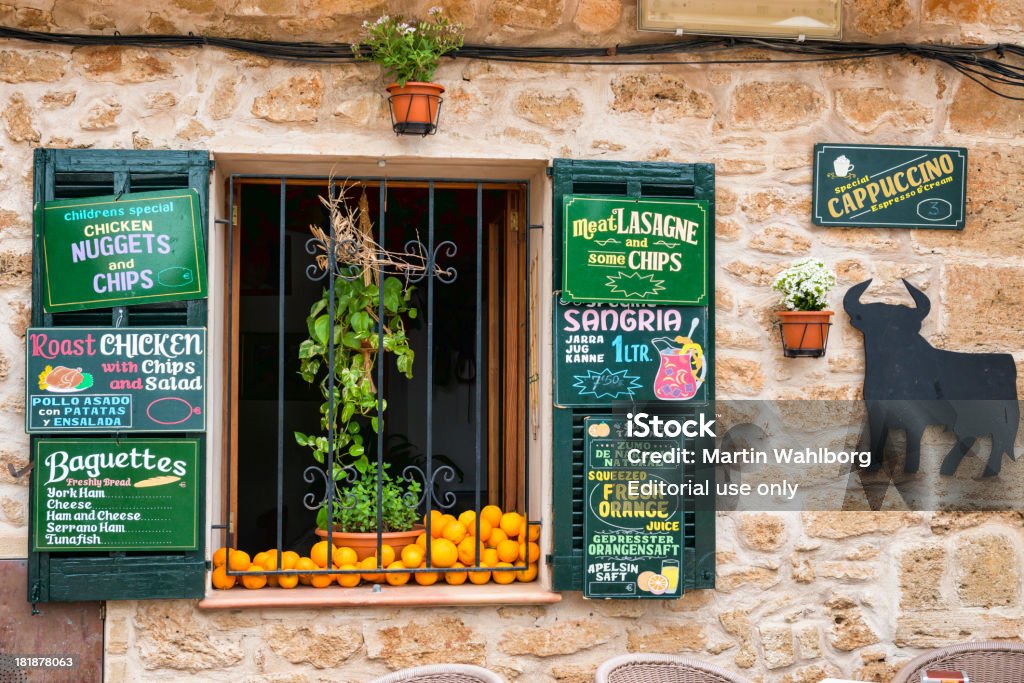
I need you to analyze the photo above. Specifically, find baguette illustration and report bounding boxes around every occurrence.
[134,475,181,488]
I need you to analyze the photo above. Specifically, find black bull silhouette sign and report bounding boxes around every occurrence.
[844,279,1020,477]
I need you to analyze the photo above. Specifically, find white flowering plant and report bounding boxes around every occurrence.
[352,7,464,87]
[772,258,837,312]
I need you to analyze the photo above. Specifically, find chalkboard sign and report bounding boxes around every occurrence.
[26,327,206,433]
[37,188,208,312]
[812,143,967,229]
[555,299,707,407]
[562,195,708,305]
[33,438,199,552]
[583,415,685,599]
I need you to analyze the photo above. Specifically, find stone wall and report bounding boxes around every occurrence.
[1,1,1023,681]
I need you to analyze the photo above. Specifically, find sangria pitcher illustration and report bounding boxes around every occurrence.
[651,319,706,401]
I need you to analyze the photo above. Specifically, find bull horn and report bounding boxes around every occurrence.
[843,279,872,317]
[902,279,931,319]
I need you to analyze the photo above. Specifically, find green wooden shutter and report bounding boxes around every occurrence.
[28,149,210,602]
[549,158,717,592]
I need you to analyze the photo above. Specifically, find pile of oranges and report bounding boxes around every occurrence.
[210,505,540,590]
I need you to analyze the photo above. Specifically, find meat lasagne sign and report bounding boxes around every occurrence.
[812,143,966,230]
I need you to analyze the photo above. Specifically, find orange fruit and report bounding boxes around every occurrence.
[261,550,281,571]
[468,567,491,584]
[310,572,333,588]
[415,532,428,549]
[442,520,467,545]
[480,505,503,528]
[496,539,520,564]
[482,548,499,567]
[527,523,540,542]
[281,550,300,570]
[468,518,492,543]
[335,563,361,587]
[360,555,384,583]
[295,557,317,585]
[424,509,443,531]
[212,547,229,567]
[377,544,396,567]
[227,549,251,572]
[486,528,507,549]
[331,546,359,568]
[520,542,541,564]
[457,510,476,529]
[277,573,299,589]
[457,537,485,566]
[310,541,331,569]
[492,561,516,585]
[211,565,236,589]
[415,564,439,586]
[430,514,450,539]
[267,575,280,587]
[385,560,410,586]
[430,538,458,568]
[444,561,468,585]
[517,563,539,582]
[241,566,267,590]
[252,551,268,569]
[499,512,523,538]
[401,543,425,568]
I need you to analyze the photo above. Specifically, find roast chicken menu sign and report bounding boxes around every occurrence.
[562,195,708,306]
[37,188,207,312]
[26,327,206,433]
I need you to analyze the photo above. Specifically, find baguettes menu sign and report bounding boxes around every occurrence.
[37,188,207,312]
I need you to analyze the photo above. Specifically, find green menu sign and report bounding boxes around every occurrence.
[555,298,708,407]
[562,195,708,305]
[583,415,685,599]
[26,327,206,433]
[812,143,967,229]
[37,188,207,312]
[33,438,199,552]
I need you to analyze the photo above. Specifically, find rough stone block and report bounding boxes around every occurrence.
[936,264,1024,352]
[3,94,39,143]
[80,97,122,130]
[0,51,67,83]
[572,0,620,34]
[73,47,174,83]
[500,619,615,657]
[264,624,362,668]
[0,251,31,288]
[738,513,787,551]
[850,0,913,36]
[731,81,824,130]
[895,611,1023,647]
[611,73,713,119]
[803,511,922,539]
[836,87,932,134]
[740,189,809,222]
[954,533,1021,607]
[513,90,583,131]
[748,226,811,256]
[716,356,766,397]
[825,593,880,650]
[626,623,705,653]
[717,565,780,591]
[759,623,794,669]
[489,0,565,30]
[252,72,323,122]
[133,601,245,671]
[367,616,484,668]
[899,544,946,609]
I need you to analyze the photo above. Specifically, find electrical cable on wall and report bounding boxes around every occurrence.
[2,25,1023,100]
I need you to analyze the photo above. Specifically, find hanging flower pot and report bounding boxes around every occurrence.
[776,310,834,357]
[386,82,444,136]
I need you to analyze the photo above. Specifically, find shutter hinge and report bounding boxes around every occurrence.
[510,209,519,232]
[545,167,553,177]
[208,159,216,172]
[232,204,238,228]
[229,510,235,534]
[30,581,41,615]
[99,602,106,621]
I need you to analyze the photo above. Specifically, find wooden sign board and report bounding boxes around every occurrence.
[26,327,206,433]
[555,299,708,407]
[37,189,207,312]
[583,415,685,599]
[32,438,199,552]
[812,143,967,229]
[561,195,708,305]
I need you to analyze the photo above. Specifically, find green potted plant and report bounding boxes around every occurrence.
[294,189,424,557]
[352,7,464,134]
[772,257,837,358]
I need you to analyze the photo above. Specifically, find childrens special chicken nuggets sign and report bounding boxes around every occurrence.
[36,189,207,312]
[812,144,967,229]
[562,195,709,305]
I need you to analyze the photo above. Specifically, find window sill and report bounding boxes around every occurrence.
[197,583,563,610]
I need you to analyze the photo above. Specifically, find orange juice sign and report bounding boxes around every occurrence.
[26,327,205,433]
[583,415,684,599]
[37,189,207,312]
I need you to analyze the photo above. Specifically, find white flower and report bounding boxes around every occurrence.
[428,6,443,15]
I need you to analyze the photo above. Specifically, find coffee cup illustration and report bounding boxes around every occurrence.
[833,155,855,177]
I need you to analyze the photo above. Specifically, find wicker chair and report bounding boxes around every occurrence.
[596,654,756,683]
[368,664,506,683]
[892,640,1024,683]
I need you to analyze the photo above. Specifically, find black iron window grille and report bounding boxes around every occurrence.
[221,174,534,583]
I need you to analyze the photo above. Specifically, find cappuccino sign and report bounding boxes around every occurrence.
[32,438,199,552]
[812,143,967,229]
[562,195,708,305]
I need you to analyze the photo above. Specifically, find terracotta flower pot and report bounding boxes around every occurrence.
[386,82,444,135]
[315,524,424,561]
[777,310,833,357]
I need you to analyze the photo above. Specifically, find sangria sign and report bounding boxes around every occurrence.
[554,298,708,407]
[32,438,199,552]
[562,195,708,305]
[25,327,206,433]
[37,188,207,312]
[812,143,967,229]
[583,415,684,599]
